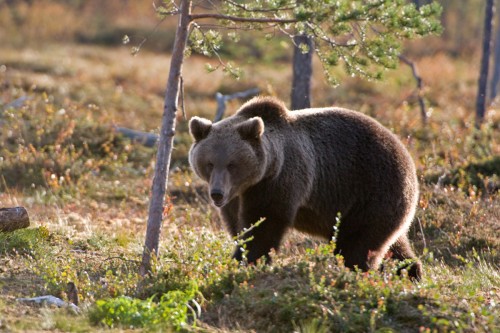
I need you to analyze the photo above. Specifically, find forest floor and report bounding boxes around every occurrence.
[0,39,499,332]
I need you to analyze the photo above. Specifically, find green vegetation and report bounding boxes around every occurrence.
[0,227,50,255]
[0,1,499,332]
[181,0,442,83]
[90,285,200,330]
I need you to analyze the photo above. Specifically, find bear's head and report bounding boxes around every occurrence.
[188,116,267,207]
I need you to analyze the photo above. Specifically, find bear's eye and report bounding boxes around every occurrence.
[207,162,214,171]
[227,163,235,171]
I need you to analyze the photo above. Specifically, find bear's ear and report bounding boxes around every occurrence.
[237,117,264,141]
[189,117,212,142]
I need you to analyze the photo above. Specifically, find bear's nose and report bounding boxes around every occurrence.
[210,190,224,204]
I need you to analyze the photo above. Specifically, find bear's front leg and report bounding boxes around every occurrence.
[232,199,295,264]
[220,197,240,238]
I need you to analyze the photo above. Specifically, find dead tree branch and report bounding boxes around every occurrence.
[190,13,296,24]
[214,88,260,122]
[399,55,427,125]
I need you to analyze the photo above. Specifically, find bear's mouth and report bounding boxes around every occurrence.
[212,199,225,207]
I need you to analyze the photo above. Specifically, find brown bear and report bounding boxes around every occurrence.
[188,96,422,280]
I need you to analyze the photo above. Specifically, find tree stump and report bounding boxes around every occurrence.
[0,207,30,232]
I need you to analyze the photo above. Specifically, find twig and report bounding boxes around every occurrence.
[197,23,269,31]
[223,0,296,13]
[190,13,297,24]
[399,55,427,125]
[191,23,243,78]
[416,217,427,251]
[130,16,169,55]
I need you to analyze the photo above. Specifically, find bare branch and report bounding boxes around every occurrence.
[277,25,296,44]
[224,0,296,13]
[190,13,297,24]
[198,23,280,32]
[399,55,427,125]
[130,16,169,55]
[195,0,226,17]
[192,1,213,10]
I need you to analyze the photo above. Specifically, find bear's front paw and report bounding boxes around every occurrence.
[232,247,272,265]
[232,247,244,262]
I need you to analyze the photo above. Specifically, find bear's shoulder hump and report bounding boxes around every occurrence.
[236,96,289,124]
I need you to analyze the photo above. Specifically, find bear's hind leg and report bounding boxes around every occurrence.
[389,234,423,281]
[335,231,379,272]
[335,227,395,274]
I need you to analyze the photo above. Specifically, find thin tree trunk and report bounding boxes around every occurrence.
[140,0,192,275]
[489,5,500,101]
[476,0,495,127]
[291,34,313,110]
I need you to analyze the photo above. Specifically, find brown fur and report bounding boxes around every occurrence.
[189,96,422,280]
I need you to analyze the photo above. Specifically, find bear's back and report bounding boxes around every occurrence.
[289,107,416,205]
[236,96,290,125]
[291,107,411,165]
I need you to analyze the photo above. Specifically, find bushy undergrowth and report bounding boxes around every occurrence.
[2,221,498,332]
[0,93,155,196]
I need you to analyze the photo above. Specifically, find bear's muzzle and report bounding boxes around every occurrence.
[210,189,225,207]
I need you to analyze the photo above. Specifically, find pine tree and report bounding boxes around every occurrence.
[140,0,442,274]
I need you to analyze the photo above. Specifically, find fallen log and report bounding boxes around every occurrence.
[0,207,30,232]
[17,295,80,313]
[113,125,159,147]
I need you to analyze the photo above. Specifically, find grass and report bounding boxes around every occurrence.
[0,4,499,331]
